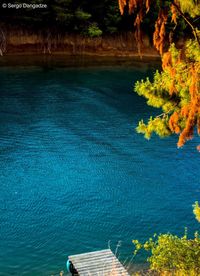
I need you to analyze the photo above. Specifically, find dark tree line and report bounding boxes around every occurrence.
[0,0,194,44]
[0,0,162,37]
[0,0,123,36]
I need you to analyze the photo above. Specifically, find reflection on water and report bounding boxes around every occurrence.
[0,58,199,275]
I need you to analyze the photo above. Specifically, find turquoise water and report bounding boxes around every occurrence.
[0,59,200,275]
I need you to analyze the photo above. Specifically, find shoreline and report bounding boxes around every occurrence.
[1,31,160,60]
[0,51,161,68]
[2,50,160,59]
[2,49,161,59]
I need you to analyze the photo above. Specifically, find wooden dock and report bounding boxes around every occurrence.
[68,249,130,275]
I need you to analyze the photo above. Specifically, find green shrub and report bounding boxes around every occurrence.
[133,230,200,275]
[87,23,102,37]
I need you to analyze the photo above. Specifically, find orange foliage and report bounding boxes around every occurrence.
[118,0,127,15]
[171,4,178,24]
[169,80,177,95]
[177,112,195,147]
[118,0,150,55]
[134,9,143,56]
[118,0,150,16]
[118,0,200,149]
[176,65,200,148]
[146,0,150,13]
[181,105,190,117]
[129,0,138,14]
[118,0,183,56]
[162,52,172,69]
[165,50,200,148]
[169,112,180,134]
[153,10,168,55]
[119,0,151,15]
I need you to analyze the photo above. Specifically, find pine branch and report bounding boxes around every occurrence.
[172,1,200,46]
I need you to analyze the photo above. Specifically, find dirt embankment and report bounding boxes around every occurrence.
[0,29,160,57]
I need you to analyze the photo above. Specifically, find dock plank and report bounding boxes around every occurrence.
[68,249,130,276]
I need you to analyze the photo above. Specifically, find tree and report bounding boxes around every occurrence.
[133,230,200,275]
[133,202,200,275]
[193,202,200,223]
[0,0,125,36]
[117,2,200,274]
[136,40,200,148]
[118,0,200,150]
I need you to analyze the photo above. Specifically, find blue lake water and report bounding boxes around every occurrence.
[0,58,200,275]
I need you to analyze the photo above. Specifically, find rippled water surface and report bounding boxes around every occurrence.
[0,58,199,275]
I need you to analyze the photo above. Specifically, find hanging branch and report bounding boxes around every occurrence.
[172,1,200,46]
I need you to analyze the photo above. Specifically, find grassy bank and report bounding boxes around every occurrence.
[0,29,159,57]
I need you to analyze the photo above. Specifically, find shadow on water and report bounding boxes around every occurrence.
[0,54,161,70]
